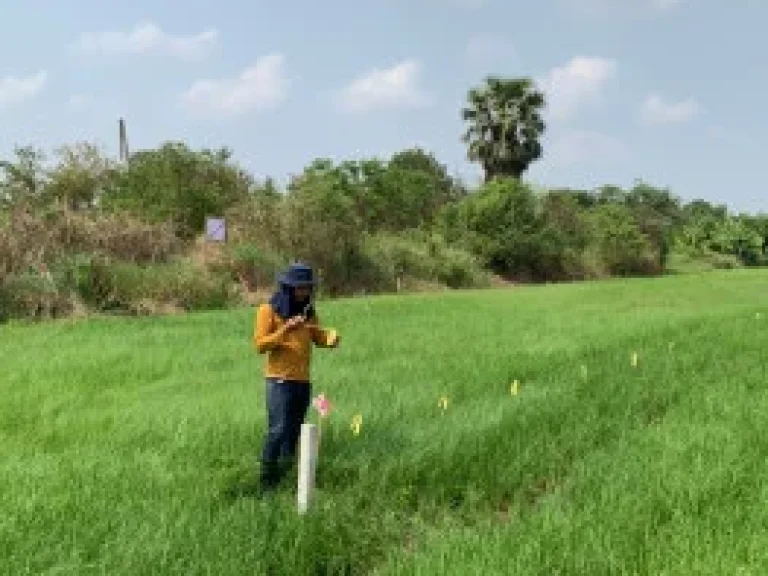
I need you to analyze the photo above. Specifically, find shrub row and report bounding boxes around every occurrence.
[3,139,766,322]
[0,255,239,322]
[0,230,489,322]
[0,204,179,282]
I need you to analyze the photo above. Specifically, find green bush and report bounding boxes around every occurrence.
[0,272,74,321]
[280,167,367,296]
[48,254,102,305]
[666,248,743,274]
[225,243,287,291]
[160,262,238,311]
[435,244,490,288]
[102,143,252,240]
[0,256,242,321]
[440,178,548,280]
[62,257,239,314]
[706,252,743,270]
[361,232,490,291]
[113,261,238,312]
[586,204,660,277]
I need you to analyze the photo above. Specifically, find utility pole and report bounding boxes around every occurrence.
[118,117,130,164]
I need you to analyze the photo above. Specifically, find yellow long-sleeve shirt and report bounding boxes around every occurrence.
[253,303,338,381]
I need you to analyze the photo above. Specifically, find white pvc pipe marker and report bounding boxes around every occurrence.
[297,423,318,514]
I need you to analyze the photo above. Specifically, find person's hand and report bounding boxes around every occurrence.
[284,316,306,331]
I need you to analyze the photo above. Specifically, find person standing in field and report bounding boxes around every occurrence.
[253,262,340,492]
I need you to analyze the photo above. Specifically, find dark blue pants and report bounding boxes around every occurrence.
[261,378,311,471]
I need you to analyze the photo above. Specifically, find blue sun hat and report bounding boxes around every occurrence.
[278,262,316,288]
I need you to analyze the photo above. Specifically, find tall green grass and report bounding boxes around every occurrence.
[2,270,768,574]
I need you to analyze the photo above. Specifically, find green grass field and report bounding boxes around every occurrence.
[2,270,768,575]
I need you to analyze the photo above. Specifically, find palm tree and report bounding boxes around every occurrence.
[462,77,546,182]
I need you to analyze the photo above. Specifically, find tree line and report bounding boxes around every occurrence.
[1,76,765,320]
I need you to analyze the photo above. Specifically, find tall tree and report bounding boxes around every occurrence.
[102,142,252,239]
[46,142,118,210]
[0,146,48,207]
[462,77,546,182]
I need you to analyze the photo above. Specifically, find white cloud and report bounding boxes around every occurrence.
[640,93,701,124]
[338,59,430,114]
[0,71,47,110]
[537,56,616,121]
[182,53,288,116]
[548,130,627,166]
[77,21,218,60]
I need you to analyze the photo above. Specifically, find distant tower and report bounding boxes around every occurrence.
[118,117,130,164]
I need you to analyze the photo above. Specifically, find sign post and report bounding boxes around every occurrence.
[205,217,226,243]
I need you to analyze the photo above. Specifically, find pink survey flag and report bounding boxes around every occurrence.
[312,394,332,418]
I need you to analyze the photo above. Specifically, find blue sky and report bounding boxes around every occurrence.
[1,0,765,212]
